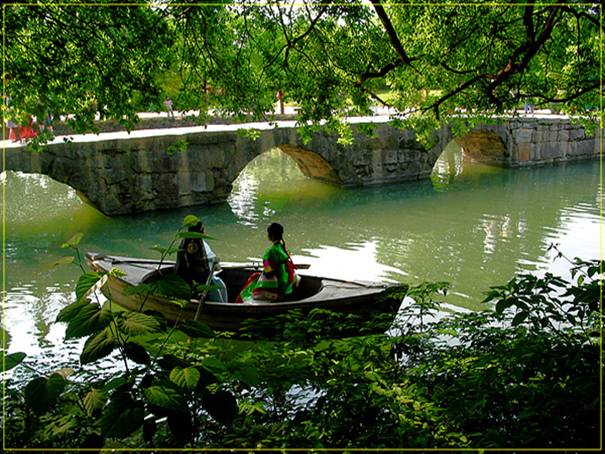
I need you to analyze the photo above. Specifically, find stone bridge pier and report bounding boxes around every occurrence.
[4,118,600,215]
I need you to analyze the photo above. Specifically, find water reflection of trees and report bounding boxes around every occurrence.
[373,162,600,309]
[230,153,599,311]
[431,141,466,189]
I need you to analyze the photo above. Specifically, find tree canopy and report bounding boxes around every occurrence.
[2,0,602,138]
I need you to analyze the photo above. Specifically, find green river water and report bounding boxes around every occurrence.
[2,144,601,365]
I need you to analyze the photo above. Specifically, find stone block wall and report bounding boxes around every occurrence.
[500,119,599,167]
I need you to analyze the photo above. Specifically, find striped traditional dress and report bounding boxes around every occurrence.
[237,240,297,302]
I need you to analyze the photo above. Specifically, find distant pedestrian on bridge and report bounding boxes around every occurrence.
[4,95,20,142]
[164,97,175,120]
[276,90,285,115]
[19,115,38,141]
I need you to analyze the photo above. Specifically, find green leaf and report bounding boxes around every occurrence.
[177,231,205,239]
[48,414,78,437]
[234,366,259,386]
[236,127,261,140]
[130,274,191,300]
[158,354,188,371]
[4,352,26,371]
[183,215,200,228]
[166,138,188,155]
[102,376,128,392]
[53,367,74,379]
[196,367,218,389]
[120,312,162,336]
[24,377,49,414]
[177,232,217,241]
[76,272,103,301]
[61,232,84,248]
[80,328,117,365]
[46,373,67,396]
[202,356,228,373]
[144,385,186,411]
[169,298,191,310]
[178,320,215,338]
[56,298,89,323]
[170,366,200,390]
[495,299,511,315]
[511,311,529,326]
[1,325,10,350]
[83,388,107,416]
[202,389,238,426]
[24,374,67,415]
[65,303,113,340]
[108,267,126,278]
[101,394,144,438]
[124,342,151,365]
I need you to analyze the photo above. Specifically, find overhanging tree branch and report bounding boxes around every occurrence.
[524,83,599,104]
[369,0,412,65]
[355,59,403,87]
[483,6,562,105]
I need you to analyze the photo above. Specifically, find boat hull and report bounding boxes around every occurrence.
[86,253,405,333]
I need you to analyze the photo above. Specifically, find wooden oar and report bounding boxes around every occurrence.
[194,262,219,321]
[219,261,310,270]
[97,256,311,270]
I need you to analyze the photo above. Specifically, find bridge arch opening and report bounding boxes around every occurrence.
[228,147,341,221]
[454,130,509,165]
[430,130,508,190]
[275,144,341,185]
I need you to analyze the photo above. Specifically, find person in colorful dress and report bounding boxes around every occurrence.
[19,115,38,141]
[237,222,299,303]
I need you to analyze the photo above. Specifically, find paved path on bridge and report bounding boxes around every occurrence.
[1,108,569,150]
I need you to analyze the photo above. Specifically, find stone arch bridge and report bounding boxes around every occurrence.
[4,118,600,215]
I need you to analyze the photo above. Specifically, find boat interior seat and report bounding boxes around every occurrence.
[141,265,177,283]
[287,274,323,300]
[220,268,323,302]
[141,265,323,302]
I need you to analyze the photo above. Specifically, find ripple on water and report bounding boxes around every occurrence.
[3,151,601,369]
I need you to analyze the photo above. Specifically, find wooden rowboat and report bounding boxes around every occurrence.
[86,252,406,332]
